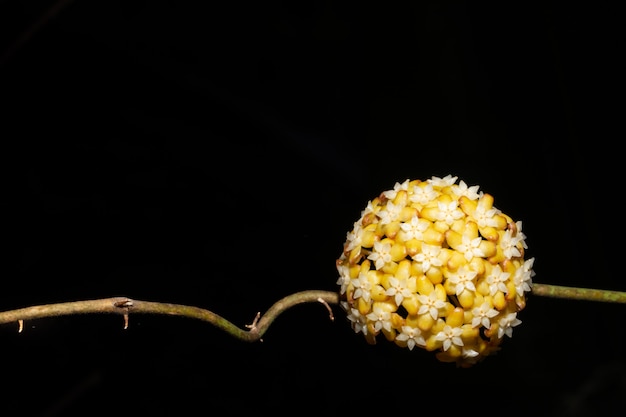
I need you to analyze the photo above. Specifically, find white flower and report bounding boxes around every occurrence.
[486,264,510,296]
[344,221,364,251]
[522,257,536,277]
[417,291,446,319]
[435,200,464,225]
[382,179,410,200]
[366,305,392,333]
[377,200,402,225]
[462,348,480,359]
[396,326,426,350]
[360,200,376,218]
[447,266,478,295]
[412,243,443,272]
[497,312,522,338]
[429,175,458,187]
[456,233,486,262]
[367,241,393,270]
[472,197,501,228]
[500,228,522,259]
[336,261,351,295]
[347,307,369,335]
[385,276,413,306]
[409,183,437,205]
[516,221,528,249]
[399,215,430,241]
[471,301,499,328]
[452,180,481,200]
[350,273,372,302]
[514,258,535,295]
[434,325,464,351]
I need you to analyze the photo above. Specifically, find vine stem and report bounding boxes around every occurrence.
[0,291,340,341]
[1,284,625,339]
[530,283,626,303]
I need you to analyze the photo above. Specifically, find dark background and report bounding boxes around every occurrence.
[1,1,624,416]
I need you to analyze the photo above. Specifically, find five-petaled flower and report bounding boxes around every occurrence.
[452,180,481,200]
[497,312,522,338]
[435,200,464,225]
[417,291,447,319]
[514,259,535,299]
[350,273,372,302]
[377,201,402,225]
[429,174,457,187]
[501,228,523,259]
[344,304,368,335]
[367,241,392,270]
[486,265,511,296]
[366,305,392,333]
[396,326,426,350]
[385,277,413,306]
[471,301,500,328]
[344,221,364,252]
[456,233,486,262]
[336,263,351,295]
[399,215,430,241]
[434,325,464,351]
[409,183,437,205]
[382,179,410,200]
[447,266,478,295]
[412,243,443,272]
[472,196,501,228]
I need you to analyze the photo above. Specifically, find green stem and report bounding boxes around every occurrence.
[0,290,340,340]
[531,283,626,303]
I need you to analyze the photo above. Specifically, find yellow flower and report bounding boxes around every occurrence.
[336,175,535,367]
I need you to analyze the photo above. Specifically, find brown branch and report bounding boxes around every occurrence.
[0,291,340,339]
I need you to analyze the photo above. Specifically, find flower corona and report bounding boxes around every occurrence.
[336,175,535,367]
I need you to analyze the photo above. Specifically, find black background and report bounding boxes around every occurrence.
[1,1,625,416]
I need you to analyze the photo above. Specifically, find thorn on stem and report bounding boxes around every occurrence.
[18,319,23,333]
[317,297,334,321]
[245,312,260,332]
[113,299,134,308]
[114,298,133,330]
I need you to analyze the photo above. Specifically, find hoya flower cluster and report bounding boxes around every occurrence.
[336,175,535,367]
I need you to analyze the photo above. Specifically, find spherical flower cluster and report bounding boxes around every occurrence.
[336,175,535,367]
